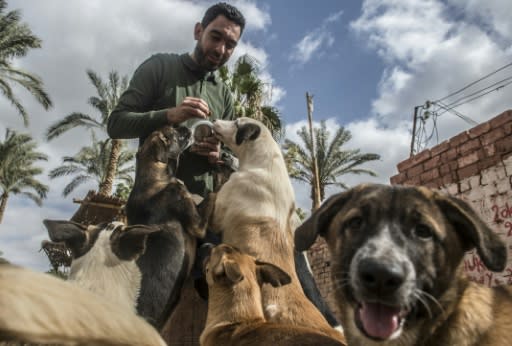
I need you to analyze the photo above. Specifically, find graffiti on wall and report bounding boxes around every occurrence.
[463,201,512,287]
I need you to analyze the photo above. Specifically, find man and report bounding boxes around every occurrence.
[108,2,245,197]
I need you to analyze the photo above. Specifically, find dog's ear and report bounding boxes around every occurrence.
[153,132,169,162]
[236,123,261,145]
[224,260,244,284]
[435,194,507,272]
[43,219,88,258]
[255,260,291,288]
[110,224,161,261]
[294,188,356,251]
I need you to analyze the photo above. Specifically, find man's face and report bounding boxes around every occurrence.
[194,15,241,72]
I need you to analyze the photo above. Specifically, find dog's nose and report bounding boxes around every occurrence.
[358,258,405,294]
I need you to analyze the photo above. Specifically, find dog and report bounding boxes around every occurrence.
[295,183,512,346]
[211,117,345,342]
[125,125,214,329]
[0,262,166,346]
[199,243,346,346]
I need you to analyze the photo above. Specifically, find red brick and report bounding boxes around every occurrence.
[441,173,456,186]
[503,121,512,136]
[489,110,512,129]
[458,138,481,155]
[457,163,480,180]
[424,155,442,171]
[483,144,496,157]
[495,136,512,154]
[407,164,424,179]
[405,175,421,186]
[390,172,407,185]
[478,155,501,172]
[420,168,440,183]
[450,131,469,147]
[458,150,482,168]
[396,157,415,172]
[441,148,458,163]
[424,179,443,189]
[430,140,450,157]
[481,127,506,146]
[468,121,491,138]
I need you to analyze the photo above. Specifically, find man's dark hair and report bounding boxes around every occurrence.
[201,2,246,35]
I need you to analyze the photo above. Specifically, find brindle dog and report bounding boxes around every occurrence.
[126,125,213,329]
[295,183,512,346]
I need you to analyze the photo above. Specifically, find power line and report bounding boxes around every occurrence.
[435,61,512,103]
[441,79,512,111]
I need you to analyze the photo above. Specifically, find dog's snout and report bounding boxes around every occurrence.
[358,258,405,293]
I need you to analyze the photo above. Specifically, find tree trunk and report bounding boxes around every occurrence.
[0,192,8,224]
[99,138,122,196]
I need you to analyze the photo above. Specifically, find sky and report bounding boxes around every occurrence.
[1,0,511,271]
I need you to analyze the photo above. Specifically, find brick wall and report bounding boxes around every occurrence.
[308,109,512,321]
[389,109,512,286]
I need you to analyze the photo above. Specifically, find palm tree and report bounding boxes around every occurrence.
[0,0,52,126]
[219,54,282,138]
[284,121,380,210]
[48,132,135,198]
[46,69,128,196]
[0,129,49,223]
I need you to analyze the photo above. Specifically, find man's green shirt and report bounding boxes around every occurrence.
[108,52,234,196]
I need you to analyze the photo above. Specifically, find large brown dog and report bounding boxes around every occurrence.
[295,183,512,346]
[199,244,346,346]
[211,117,345,342]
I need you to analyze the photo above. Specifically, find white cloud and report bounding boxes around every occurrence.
[350,0,512,150]
[289,9,343,65]
[1,0,273,271]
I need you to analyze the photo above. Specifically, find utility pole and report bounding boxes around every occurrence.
[410,105,420,157]
[306,92,321,211]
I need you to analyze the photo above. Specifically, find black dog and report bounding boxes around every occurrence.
[126,125,213,329]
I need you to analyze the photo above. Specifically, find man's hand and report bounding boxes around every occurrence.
[190,135,224,165]
[167,97,211,124]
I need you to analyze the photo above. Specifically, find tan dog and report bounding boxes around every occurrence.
[0,263,166,346]
[295,183,512,346]
[211,117,345,342]
[200,244,346,346]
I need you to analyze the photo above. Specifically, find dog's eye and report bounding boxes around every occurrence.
[413,224,433,239]
[345,216,363,230]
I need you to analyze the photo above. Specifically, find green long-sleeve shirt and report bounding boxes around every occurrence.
[108,52,234,196]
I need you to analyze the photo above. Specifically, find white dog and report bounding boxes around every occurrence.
[212,117,295,234]
[210,117,345,343]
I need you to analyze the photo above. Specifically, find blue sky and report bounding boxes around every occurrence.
[1,0,511,271]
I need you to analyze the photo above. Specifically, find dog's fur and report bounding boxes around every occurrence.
[0,262,166,346]
[199,244,346,346]
[125,125,214,329]
[211,117,345,341]
[295,183,512,346]
[44,220,160,313]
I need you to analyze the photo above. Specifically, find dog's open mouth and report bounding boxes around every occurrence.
[355,301,409,341]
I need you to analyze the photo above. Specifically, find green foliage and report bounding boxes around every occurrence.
[0,128,49,222]
[284,121,380,203]
[0,0,52,126]
[49,132,135,197]
[219,54,282,138]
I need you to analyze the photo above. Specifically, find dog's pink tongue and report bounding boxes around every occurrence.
[359,302,400,340]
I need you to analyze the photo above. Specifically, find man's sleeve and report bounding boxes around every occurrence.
[107,55,169,139]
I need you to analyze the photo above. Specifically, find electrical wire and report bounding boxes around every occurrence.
[435,61,512,103]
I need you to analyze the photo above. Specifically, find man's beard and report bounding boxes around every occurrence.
[194,43,226,72]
